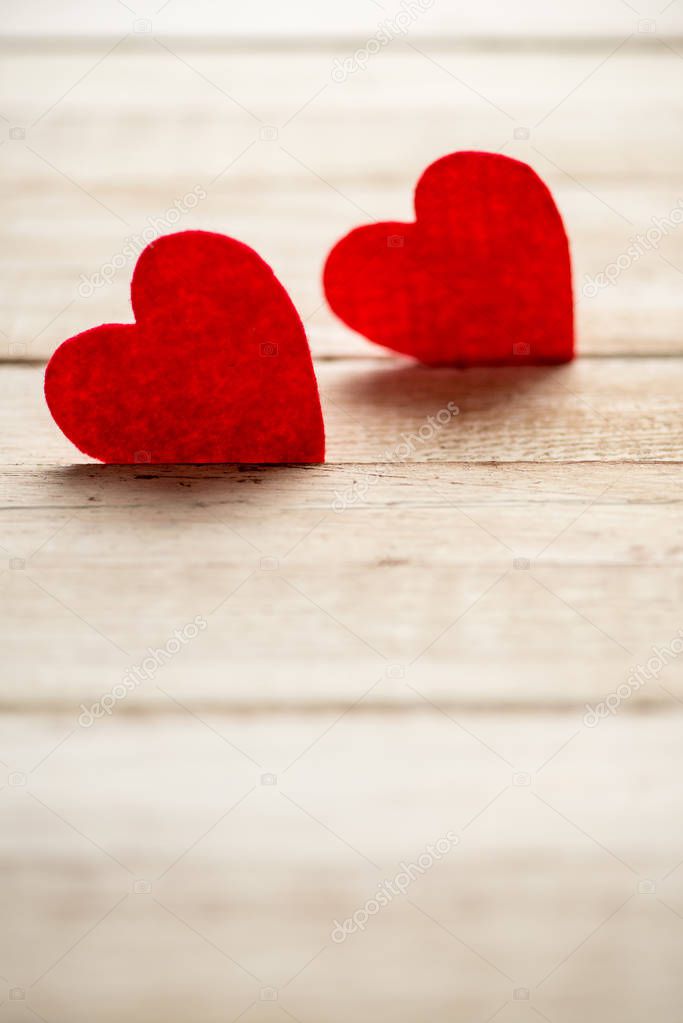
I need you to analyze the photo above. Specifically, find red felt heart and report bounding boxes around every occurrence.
[324,151,574,366]
[45,231,325,464]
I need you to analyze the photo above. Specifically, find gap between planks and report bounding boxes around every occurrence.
[1,36,679,52]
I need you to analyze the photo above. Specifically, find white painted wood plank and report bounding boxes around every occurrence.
[319,359,683,462]
[1,712,682,1022]
[4,540,682,710]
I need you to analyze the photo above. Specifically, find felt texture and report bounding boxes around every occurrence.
[323,151,574,366]
[45,231,325,464]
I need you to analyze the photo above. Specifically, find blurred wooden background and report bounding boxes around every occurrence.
[1,2,683,1021]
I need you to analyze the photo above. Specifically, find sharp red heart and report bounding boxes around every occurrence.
[45,231,325,464]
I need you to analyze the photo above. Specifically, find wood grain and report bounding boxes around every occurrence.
[2,440,683,710]
[1,31,682,1023]
[1,712,682,1023]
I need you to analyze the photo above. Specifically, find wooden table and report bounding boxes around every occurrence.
[1,30,683,1022]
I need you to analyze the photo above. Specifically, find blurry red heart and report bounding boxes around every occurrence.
[324,151,574,365]
[45,231,325,463]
